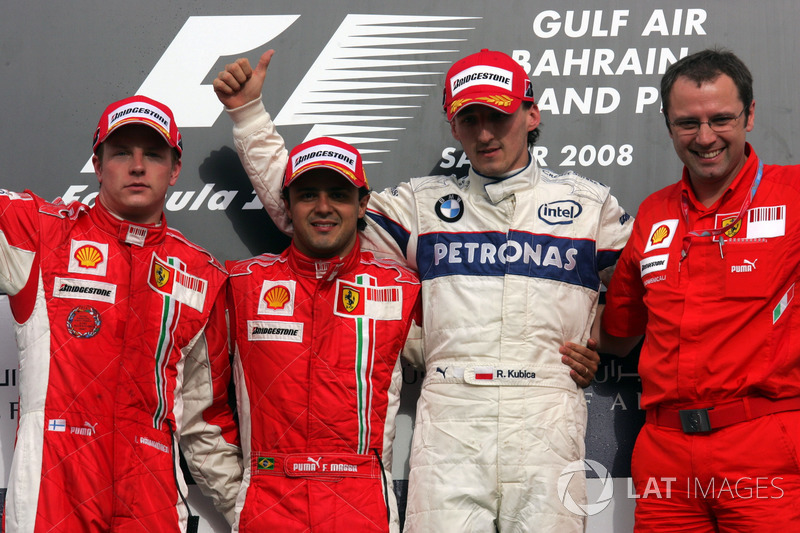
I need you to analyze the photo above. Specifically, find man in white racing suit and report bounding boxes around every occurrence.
[214,48,632,532]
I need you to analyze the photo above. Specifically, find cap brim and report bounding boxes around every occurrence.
[284,163,365,190]
[447,94,522,121]
[96,118,179,155]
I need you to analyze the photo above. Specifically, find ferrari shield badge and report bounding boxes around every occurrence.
[154,262,171,288]
[721,215,742,238]
[341,286,361,313]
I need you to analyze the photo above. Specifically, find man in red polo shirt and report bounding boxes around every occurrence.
[602,48,800,530]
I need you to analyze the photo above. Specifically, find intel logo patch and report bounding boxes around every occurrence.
[538,200,582,225]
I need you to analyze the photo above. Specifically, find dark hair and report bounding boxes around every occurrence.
[522,101,541,147]
[282,185,371,231]
[661,48,753,129]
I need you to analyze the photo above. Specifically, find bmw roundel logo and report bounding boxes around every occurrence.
[435,194,464,223]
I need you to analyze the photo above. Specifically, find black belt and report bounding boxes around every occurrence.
[647,396,800,433]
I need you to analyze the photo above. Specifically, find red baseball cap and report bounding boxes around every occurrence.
[92,95,182,156]
[443,49,535,121]
[284,137,368,190]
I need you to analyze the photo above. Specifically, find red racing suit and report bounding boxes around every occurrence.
[227,239,421,532]
[0,191,242,532]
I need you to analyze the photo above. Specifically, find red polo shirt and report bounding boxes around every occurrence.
[604,145,800,409]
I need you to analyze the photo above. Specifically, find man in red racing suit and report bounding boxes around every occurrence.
[227,137,421,532]
[0,96,242,532]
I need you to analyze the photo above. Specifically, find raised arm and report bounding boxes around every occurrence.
[213,49,274,109]
[214,50,292,233]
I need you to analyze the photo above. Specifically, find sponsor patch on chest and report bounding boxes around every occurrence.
[714,206,786,241]
[147,254,208,312]
[258,280,296,316]
[53,277,116,303]
[333,277,402,320]
[66,305,101,338]
[68,240,109,276]
[644,220,679,253]
[640,254,669,277]
[247,320,303,342]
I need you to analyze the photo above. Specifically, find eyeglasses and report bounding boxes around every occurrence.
[668,108,746,135]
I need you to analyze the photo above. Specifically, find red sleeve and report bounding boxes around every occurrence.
[602,218,648,337]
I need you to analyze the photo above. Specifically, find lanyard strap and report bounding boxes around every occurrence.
[680,160,763,260]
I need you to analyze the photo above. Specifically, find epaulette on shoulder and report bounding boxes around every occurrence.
[227,253,283,276]
[165,228,227,273]
[409,173,463,194]
[362,254,420,284]
[39,198,89,220]
[542,168,608,189]
[0,189,33,201]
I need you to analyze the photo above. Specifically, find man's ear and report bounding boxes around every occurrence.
[169,159,182,186]
[92,154,102,185]
[358,193,370,219]
[525,103,541,133]
[282,196,291,221]
[450,119,460,143]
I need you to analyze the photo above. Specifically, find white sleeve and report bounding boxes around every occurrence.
[228,99,292,235]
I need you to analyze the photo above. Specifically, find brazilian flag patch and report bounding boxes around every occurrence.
[257,457,275,470]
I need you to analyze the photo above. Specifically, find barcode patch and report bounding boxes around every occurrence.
[749,206,785,223]
[367,287,399,302]
[746,205,786,239]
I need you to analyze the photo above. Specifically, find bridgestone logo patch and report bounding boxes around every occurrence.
[291,144,358,173]
[451,65,513,96]
[53,277,116,304]
[248,320,304,342]
[109,103,170,130]
[640,254,669,277]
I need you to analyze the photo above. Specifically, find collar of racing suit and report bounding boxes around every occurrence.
[469,152,541,205]
[89,197,168,247]
[286,235,362,282]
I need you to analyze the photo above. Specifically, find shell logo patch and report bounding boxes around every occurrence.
[68,240,109,276]
[258,280,296,316]
[650,225,670,246]
[644,219,679,254]
[74,245,104,269]
[264,285,291,310]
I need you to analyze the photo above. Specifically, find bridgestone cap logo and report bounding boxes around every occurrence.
[108,102,171,131]
[451,65,513,96]
[292,144,357,173]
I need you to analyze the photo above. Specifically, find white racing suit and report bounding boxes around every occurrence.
[228,99,632,532]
